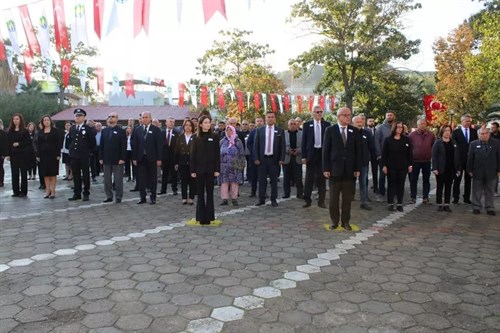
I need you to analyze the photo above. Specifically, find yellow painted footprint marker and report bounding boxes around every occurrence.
[186,218,222,227]
[323,223,360,232]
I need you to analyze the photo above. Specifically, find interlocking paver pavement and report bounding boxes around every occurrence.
[1,163,499,332]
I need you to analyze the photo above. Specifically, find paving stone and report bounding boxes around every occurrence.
[0,305,22,319]
[211,306,244,322]
[115,313,152,330]
[359,301,392,314]
[234,295,265,310]
[202,295,233,307]
[186,317,223,333]
[379,311,416,329]
[22,284,55,296]
[414,313,452,330]
[279,309,312,327]
[49,297,84,311]
[253,286,282,299]
[390,301,425,315]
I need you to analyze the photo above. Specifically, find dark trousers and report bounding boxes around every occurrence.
[11,157,28,195]
[378,162,387,196]
[245,155,252,182]
[329,176,355,225]
[90,152,99,178]
[370,157,378,193]
[28,162,37,177]
[283,159,303,197]
[179,164,195,199]
[387,168,407,205]
[250,157,258,195]
[453,163,472,202]
[410,161,431,199]
[304,150,326,204]
[0,157,5,184]
[138,158,158,201]
[258,156,280,202]
[38,161,44,187]
[435,170,454,204]
[196,172,215,224]
[71,157,90,197]
[160,160,178,192]
[125,150,135,180]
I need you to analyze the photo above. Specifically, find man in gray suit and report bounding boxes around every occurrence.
[467,126,500,216]
[283,119,303,199]
[253,111,286,207]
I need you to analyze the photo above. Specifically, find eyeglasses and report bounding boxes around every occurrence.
[339,114,351,117]
[108,115,117,118]
[314,111,323,114]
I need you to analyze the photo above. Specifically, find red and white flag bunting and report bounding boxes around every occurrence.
[19,5,41,56]
[53,0,70,52]
[71,0,89,50]
[202,0,227,23]
[23,50,34,84]
[61,59,71,87]
[134,0,150,37]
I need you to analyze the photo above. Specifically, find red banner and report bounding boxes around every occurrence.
[200,86,208,106]
[178,83,185,107]
[19,5,40,56]
[154,78,165,87]
[0,38,6,62]
[330,95,335,111]
[236,90,244,113]
[254,93,260,111]
[319,95,325,110]
[217,88,225,109]
[284,94,290,112]
[23,50,34,84]
[308,96,314,112]
[125,73,135,97]
[202,0,227,23]
[424,95,446,122]
[96,67,104,93]
[61,59,71,87]
[297,95,303,113]
[93,0,104,40]
[270,93,277,112]
[53,0,70,52]
[134,0,151,37]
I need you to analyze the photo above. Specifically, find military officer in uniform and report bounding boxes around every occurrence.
[67,108,96,201]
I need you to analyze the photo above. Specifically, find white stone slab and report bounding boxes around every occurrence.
[327,248,348,255]
[8,258,34,266]
[111,236,131,242]
[211,306,244,322]
[317,252,340,261]
[31,253,56,261]
[95,240,115,246]
[253,286,281,299]
[155,226,173,231]
[296,264,321,274]
[53,249,78,256]
[143,229,161,234]
[307,258,331,267]
[352,235,369,241]
[234,295,264,310]
[74,244,96,251]
[335,243,355,250]
[271,278,297,289]
[169,223,185,228]
[343,239,362,245]
[187,318,223,333]
[0,264,10,272]
[127,233,146,238]
[284,271,310,281]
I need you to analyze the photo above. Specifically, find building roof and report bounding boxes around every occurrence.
[52,105,199,122]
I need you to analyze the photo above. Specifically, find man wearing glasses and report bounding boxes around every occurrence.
[301,105,331,208]
[67,108,96,201]
[99,113,127,203]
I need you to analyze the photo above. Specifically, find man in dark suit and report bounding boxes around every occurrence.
[302,105,331,208]
[283,119,304,199]
[159,117,180,195]
[353,115,374,210]
[467,127,500,215]
[253,111,286,207]
[131,112,163,205]
[99,112,127,203]
[67,109,96,202]
[0,120,7,187]
[247,117,265,197]
[452,114,478,204]
[323,107,361,230]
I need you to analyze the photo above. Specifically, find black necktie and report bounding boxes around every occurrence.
[341,127,347,145]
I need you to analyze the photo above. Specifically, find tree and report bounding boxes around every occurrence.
[288,0,421,110]
[0,91,60,124]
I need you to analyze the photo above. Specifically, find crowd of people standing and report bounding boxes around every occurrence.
[0,108,499,226]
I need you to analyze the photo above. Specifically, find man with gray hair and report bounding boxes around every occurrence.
[159,117,180,195]
[352,115,374,210]
[466,126,500,215]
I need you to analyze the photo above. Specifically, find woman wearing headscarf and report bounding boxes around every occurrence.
[219,125,245,206]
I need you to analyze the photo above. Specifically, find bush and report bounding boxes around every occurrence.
[0,92,62,125]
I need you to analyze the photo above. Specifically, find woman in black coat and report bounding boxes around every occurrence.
[190,115,220,225]
[37,115,61,198]
[27,122,37,180]
[381,121,413,212]
[175,119,196,205]
[6,113,31,197]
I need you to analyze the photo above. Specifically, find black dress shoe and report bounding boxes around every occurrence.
[329,224,339,230]
[115,199,122,203]
[360,204,372,211]
[443,206,452,212]
[464,199,472,204]
[130,188,139,192]
[249,193,256,198]
[12,193,19,197]
[103,198,113,203]
[220,200,228,206]
[437,206,444,212]
[271,201,278,207]
[303,201,312,208]
[256,201,265,206]
[452,199,459,204]
[487,210,496,216]
[150,199,156,205]
[68,196,81,201]
[82,196,89,202]
[282,195,290,199]
[472,209,480,214]
[18,193,27,198]
[157,191,166,195]
[342,223,352,231]
[137,200,146,204]
[297,194,304,199]
[173,191,178,196]
[318,203,327,209]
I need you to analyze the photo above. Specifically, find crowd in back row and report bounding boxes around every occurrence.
[0,108,499,226]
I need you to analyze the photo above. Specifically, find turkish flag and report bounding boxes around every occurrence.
[61,59,71,87]
[202,0,227,23]
[19,5,41,56]
[236,90,244,113]
[297,95,303,113]
[319,95,325,110]
[125,73,135,98]
[134,0,150,37]
[254,93,260,111]
[23,50,34,84]
[94,0,104,40]
[217,88,225,109]
[308,96,314,112]
[96,67,104,93]
[0,36,6,62]
[284,94,290,112]
[200,86,208,106]
[270,93,277,112]
[178,83,185,107]
[154,78,165,87]
[330,95,335,111]
[53,0,70,52]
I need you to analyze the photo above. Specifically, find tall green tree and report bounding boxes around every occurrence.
[288,0,421,110]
